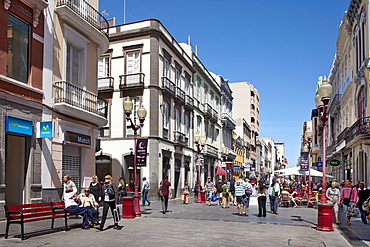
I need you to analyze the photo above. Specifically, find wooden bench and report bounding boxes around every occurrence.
[4,202,72,240]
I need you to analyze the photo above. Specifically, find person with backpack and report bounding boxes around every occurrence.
[269,178,280,214]
[99,175,119,231]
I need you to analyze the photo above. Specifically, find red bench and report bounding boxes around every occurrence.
[4,202,74,240]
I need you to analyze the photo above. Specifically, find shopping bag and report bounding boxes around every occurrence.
[211,194,217,202]
[113,208,121,223]
[346,206,359,217]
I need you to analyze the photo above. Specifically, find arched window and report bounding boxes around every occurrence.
[357,86,366,119]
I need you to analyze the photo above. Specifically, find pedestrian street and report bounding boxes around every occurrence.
[0,197,367,247]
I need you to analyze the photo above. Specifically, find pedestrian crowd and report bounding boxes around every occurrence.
[61,173,370,231]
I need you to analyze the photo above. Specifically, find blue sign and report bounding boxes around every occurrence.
[5,116,33,136]
[37,121,53,138]
[316,162,323,168]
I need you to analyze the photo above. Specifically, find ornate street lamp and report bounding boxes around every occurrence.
[194,133,206,203]
[123,96,147,217]
[304,129,313,207]
[315,78,334,231]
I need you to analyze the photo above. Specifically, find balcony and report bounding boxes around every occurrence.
[203,103,213,118]
[174,87,185,102]
[344,117,370,145]
[211,109,218,122]
[174,131,188,146]
[162,77,175,96]
[53,81,108,127]
[98,77,114,93]
[204,144,218,158]
[184,95,194,109]
[119,73,145,91]
[222,113,236,129]
[55,0,109,52]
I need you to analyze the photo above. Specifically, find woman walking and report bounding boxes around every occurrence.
[256,180,267,217]
[99,175,119,231]
[89,175,102,221]
[326,181,341,224]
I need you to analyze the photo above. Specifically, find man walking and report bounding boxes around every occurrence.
[235,175,248,216]
[159,176,172,214]
[204,177,215,206]
[141,177,151,206]
[269,178,280,214]
[216,178,224,206]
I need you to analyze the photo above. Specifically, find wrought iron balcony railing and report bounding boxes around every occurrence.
[344,117,370,144]
[56,0,108,37]
[175,87,185,102]
[212,109,218,121]
[162,77,175,95]
[98,77,114,91]
[53,81,108,118]
[174,131,187,146]
[185,95,194,108]
[119,73,145,89]
[203,103,213,117]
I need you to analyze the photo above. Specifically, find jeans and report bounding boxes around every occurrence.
[359,206,367,223]
[142,189,151,206]
[161,194,169,212]
[270,196,279,213]
[66,205,95,227]
[258,196,267,216]
[100,201,117,228]
[245,192,251,208]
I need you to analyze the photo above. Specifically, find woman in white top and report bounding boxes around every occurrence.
[326,181,341,224]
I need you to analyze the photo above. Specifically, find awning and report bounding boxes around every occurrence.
[216,167,226,176]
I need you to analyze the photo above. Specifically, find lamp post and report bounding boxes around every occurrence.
[304,129,313,208]
[123,96,147,217]
[194,133,206,204]
[315,78,334,231]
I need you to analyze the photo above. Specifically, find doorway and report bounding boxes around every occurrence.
[5,134,27,205]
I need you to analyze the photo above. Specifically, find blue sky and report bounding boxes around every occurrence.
[100,0,350,167]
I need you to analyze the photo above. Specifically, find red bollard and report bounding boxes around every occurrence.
[200,191,206,203]
[317,204,334,231]
[121,197,135,219]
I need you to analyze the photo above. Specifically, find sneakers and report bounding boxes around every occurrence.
[148,202,151,206]
[81,226,90,230]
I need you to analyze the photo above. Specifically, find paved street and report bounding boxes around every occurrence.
[0,197,368,247]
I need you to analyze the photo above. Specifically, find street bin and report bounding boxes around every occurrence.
[121,197,135,219]
[200,191,206,203]
[316,203,334,231]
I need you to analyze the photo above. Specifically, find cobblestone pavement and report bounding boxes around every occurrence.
[0,197,368,247]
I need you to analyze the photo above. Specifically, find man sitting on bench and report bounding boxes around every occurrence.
[64,187,97,229]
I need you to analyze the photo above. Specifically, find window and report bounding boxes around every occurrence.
[66,42,80,85]
[358,86,366,119]
[185,114,190,136]
[196,116,202,134]
[163,57,170,77]
[126,51,140,85]
[204,86,208,104]
[197,77,201,104]
[98,56,110,78]
[175,109,181,131]
[184,75,190,94]
[126,97,140,137]
[163,102,169,130]
[7,14,29,83]
[175,68,181,87]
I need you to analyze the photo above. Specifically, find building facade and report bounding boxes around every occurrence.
[0,0,48,214]
[41,0,109,201]
[98,20,198,199]
[229,82,260,168]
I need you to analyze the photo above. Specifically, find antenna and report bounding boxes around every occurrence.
[123,0,126,24]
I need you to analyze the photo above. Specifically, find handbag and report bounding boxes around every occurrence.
[346,205,359,217]
[342,187,353,206]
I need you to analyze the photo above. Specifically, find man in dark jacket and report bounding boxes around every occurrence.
[229,179,236,206]
[216,179,224,206]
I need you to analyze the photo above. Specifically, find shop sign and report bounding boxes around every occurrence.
[5,116,33,136]
[37,121,53,138]
[233,166,240,169]
[136,138,148,167]
[316,162,323,168]
[330,160,340,166]
[64,131,91,147]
